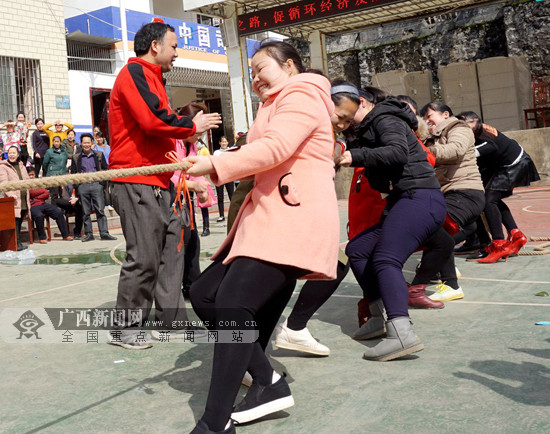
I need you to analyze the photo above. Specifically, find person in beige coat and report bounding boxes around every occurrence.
[0,146,31,250]
[413,102,485,303]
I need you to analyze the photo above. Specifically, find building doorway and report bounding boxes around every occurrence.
[90,88,111,140]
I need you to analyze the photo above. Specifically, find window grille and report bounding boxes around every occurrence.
[165,67,229,90]
[0,56,43,122]
[66,41,114,74]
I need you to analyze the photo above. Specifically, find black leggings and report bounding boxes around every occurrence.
[484,190,518,240]
[287,260,350,330]
[413,227,458,288]
[190,257,305,431]
[216,182,234,217]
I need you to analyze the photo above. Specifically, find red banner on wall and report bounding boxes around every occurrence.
[237,0,407,36]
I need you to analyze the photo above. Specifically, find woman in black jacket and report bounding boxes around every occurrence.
[338,87,446,362]
[456,111,540,262]
[31,118,50,176]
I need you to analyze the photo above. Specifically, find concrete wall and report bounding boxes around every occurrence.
[505,127,550,187]
[334,127,550,200]
[0,0,70,123]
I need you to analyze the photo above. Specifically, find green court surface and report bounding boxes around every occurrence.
[1,191,549,433]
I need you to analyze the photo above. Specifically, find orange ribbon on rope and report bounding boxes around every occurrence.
[165,151,194,252]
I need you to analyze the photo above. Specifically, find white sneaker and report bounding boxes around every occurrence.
[105,205,114,211]
[274,320,330,356]
[428,284,464,302]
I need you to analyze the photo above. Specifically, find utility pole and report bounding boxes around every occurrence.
[120,0,129,64]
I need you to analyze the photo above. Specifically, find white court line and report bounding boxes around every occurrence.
[0,273,119,303]
[326,293,550,307]
[522,205,550,214]
[0,244,126,304]
[402,269,550,284]
[110,242,125,265]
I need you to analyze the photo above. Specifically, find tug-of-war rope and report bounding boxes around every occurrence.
[0,161,191,194]
[1,163,549,255]
[523,237,550,255]
[0,159,194,251]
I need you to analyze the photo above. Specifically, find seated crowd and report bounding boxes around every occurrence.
[0,118,116,250]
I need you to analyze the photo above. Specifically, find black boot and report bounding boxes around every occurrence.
[15,218,27,251]
[201,221,210,237]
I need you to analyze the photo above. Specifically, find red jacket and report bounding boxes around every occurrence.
[30,188,50,208]
[108,57,196,188]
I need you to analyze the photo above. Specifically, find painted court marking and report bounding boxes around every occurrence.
[402,269,550,285]
[522,205,550,214]
[0,273,119,303]
[327,293,550,307]
[110,242,125,265]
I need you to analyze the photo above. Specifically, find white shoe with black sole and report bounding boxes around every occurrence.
[231,376,294,424]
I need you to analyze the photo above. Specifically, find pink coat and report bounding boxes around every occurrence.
[172,139,216,208]
[0,160,30,218]
[209,73,339,280]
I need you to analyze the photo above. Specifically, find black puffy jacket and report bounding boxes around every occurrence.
[349,98,440,194]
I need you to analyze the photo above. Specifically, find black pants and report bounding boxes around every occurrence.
[55,199,83,237]
[190,257,305,431]
[200,206,209,224]
[79,182,108,237]
[15,211,28,247]
[445,189,485,245]
[31,204,70,239]
[413,227,457,287]
[484,190,518,240]
[287,260,349,330]
[34,156,43,177]
[216,182,234,218]
[182,203,201,289]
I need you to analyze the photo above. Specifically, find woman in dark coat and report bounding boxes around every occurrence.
[456,111,540,263]
[338,87,446,362]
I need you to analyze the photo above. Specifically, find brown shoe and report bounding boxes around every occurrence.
[357,298,372,327]
[63,236,74,241]
[39,239,48,244]
[408,284,444,309]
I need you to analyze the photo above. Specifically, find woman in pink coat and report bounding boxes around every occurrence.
[186,41,339,434]
[0,146,31,250]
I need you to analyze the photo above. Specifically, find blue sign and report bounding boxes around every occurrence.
[55,95,70,109]
[65,7,258,58]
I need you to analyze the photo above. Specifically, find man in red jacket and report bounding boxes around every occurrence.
[27,168,73,243]
[108,21,221,349]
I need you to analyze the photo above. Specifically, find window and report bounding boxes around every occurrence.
[0,56,43,122]
[66,41,114,74]
[198,15,221,27]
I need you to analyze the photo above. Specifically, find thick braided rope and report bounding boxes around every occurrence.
[0,161,191,194]
[518,250,550,256]
[517,238,550,255]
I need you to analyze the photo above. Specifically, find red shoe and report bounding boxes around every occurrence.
[408,284,444,309]
[508,229,527,255]
[357,298,371,327]
[477,240,513,263]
